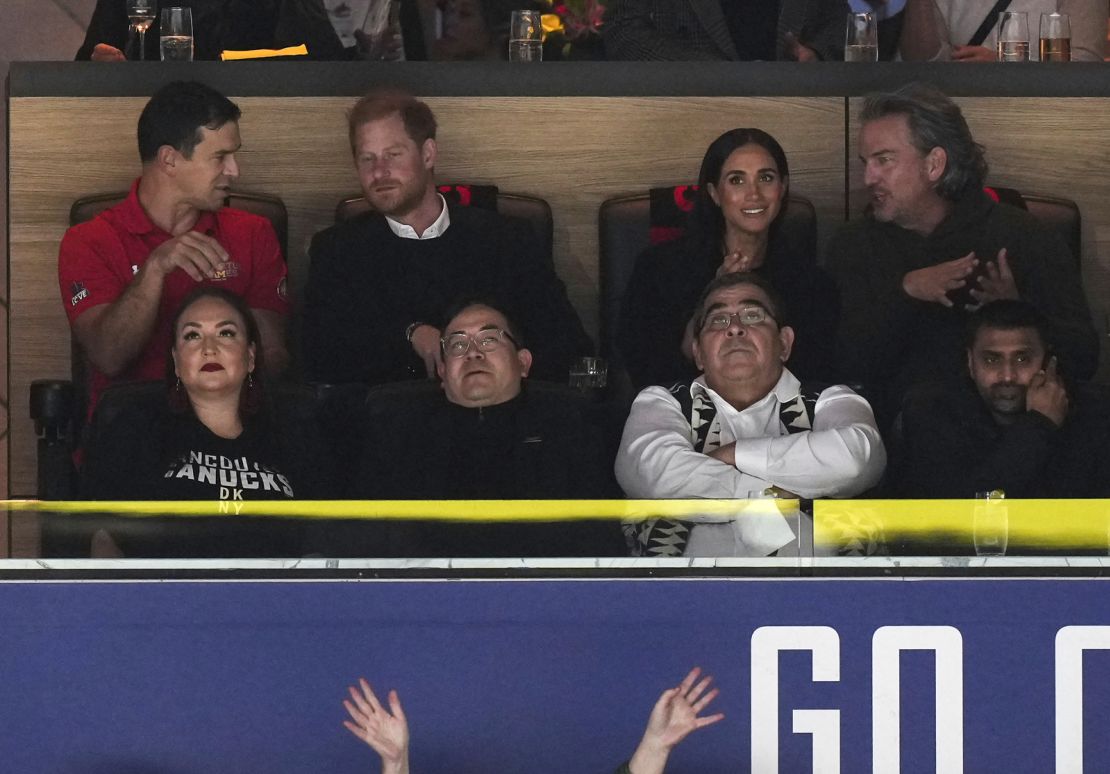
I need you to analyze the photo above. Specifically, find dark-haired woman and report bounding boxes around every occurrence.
[81,287,330,557]
[617,128,838,391]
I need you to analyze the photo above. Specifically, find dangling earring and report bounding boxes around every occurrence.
[247,372,253,388]
[175,377,182,392]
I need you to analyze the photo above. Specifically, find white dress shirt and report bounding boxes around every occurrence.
[385,194,452,239]
[615,370,887,556]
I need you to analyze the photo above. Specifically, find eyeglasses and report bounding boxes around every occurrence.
[701,306,774,332]
[441,328,519,358]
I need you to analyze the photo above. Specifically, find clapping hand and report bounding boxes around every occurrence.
[717,250,755,277]
[343,678,410,774]
[901,251,978,307]
[969,248,1019,308]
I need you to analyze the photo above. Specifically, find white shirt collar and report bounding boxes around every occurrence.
[691,369,799,415]
[385,194,451,240]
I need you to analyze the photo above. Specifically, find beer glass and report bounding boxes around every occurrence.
[1039,13,1071,61]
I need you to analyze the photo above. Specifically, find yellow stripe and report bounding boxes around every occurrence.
[814,500,1110,549]
[6,499,1107,547]
[0,499,793,522]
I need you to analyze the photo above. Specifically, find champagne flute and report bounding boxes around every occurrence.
[127,0,156,61]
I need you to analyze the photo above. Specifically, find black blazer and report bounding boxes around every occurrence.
[603,0,849,61]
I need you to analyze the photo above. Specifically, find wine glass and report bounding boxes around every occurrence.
[127,0,156,61]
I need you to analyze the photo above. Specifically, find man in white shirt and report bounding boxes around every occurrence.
[615,272,886,557]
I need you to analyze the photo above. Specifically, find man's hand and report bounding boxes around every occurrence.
[90,43,126,61]
[409,324,442,378]
[952,45,997,62]
[147,232,229,282]
[1025,356,1069,427]
[902,252,978,307]
[627,667,725,774]
[706,442,736,468]
[783,32,819,62]
[969,248,1019,307]
[343,679,410,774]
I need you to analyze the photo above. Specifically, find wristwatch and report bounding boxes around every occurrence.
[404,321,426,342]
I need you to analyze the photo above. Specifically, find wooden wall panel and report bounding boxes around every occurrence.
[847,97,1110,380]
[8,95,845,502]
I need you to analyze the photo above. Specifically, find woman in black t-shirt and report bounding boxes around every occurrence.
[82,287,327,557]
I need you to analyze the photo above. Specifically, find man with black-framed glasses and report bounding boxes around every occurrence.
[339,299,625,557]
[615,272,886,557]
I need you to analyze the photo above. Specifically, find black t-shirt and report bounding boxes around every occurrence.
[81,398,330,557]
[721,0,780,60]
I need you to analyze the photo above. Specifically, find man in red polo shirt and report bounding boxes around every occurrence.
[58,80,289,415]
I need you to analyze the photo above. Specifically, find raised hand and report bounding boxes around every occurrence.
[901,251,978,306]
[343,678,410,774]
[1025,356,1068,427]
[969,248,1019,307]
[628,667,725,774]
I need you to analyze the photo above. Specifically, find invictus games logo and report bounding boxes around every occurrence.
[70,282,89,307]
[210,261,240,281]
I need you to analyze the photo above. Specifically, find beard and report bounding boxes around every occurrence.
[365,178,428,219]
[985,382,1027,415]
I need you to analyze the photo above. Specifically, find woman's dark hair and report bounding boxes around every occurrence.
[689,128,790,246]
[165,287,266,418]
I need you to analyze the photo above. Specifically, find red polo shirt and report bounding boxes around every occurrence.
[58,179,290,414]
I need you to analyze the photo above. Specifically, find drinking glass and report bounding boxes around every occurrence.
[996,11,1030,61]
[1039,12,1071,61]
[845,12,878,62]
[126,0,156,61]
[509,10,543,62]
[569,357,607,391]
[360,0,406,60]
[973,490,1008,556]
[160,7,195,61]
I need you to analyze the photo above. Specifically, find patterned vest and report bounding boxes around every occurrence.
[624,379,823,558]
